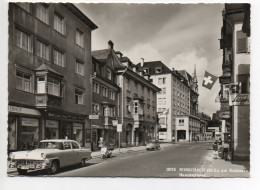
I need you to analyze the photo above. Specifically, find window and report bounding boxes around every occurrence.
[15,28,31,52]
[158,77,166,85]
[93,81,99,93]
[155,67,162,73]
[54,12,65,35]
[75,61,84,76]
[102,86,108,97]
[143,68,149,74]
[109,90,115,100]
[134,103,138,114]
[103,106,110,116]
[37,76,45,93]
[75,89,84,105]
[17,3,31,12]
[36,4,49,24]
[48,78,60,96]
[126,78,130,90]
[237,31,249,53]
[159,117,166,125]
[36,40,49,60]
[53,49,65,67]
[106,69,112,80]
[63,142,71,149]
[158,98,166,105]
[76,28,84,48]
[92,103,100,115]
[16,70,31,92]
[179,119,184,126]
[162,88,166,94]
[71,142,79,149]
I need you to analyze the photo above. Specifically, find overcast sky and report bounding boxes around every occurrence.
[77,3,224,117]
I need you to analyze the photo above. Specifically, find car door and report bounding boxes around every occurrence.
[71,141,82,164]
[60,142,74,167]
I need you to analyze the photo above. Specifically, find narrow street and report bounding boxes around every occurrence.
[8,142,249,177]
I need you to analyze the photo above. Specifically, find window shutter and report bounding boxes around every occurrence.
[237,31,248,53]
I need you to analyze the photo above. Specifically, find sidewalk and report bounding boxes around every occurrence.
[7,143,175,174]
[203,149,250,177]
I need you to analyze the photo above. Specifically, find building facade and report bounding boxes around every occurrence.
[218,4,250,160]
[8,3,97,151]
[92,41,160,147]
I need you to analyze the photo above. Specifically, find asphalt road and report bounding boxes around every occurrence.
[8,142,249,177]
[53,142,213,177]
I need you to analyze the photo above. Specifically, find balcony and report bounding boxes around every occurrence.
[133,113,144,121]
[35,94,63,109]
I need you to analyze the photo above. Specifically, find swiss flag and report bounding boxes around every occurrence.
[202,71,218,90]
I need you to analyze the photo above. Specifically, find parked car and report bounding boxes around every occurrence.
[9,139,92,175]
[146,140,160,151]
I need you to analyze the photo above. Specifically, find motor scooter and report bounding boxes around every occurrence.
[101,146,113,159]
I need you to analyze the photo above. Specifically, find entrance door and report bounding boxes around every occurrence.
[177,130,186,141]
[62,122,72,139]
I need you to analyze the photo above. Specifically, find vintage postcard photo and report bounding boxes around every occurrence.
[5,1,251,179]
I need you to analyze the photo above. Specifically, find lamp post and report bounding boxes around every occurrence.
[112,118,121,151]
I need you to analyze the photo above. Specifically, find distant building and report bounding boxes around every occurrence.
[218,3,250,160]
[92,41,160,147]
[8,3,97,151]
[139,61,200,142]
[198,112,211,140]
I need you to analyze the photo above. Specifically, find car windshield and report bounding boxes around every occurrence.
[38,142,64,150]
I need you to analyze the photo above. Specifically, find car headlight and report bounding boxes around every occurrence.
[41,153,46,159]
[9,152,15,159]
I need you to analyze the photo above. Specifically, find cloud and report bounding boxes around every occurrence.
[124,43,161,64]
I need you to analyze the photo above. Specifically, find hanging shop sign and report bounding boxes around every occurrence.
[229,93,250,106]
[21,118,39,127]
[89,115,99,120]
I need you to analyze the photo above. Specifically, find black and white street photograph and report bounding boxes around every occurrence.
[1,0,259,189]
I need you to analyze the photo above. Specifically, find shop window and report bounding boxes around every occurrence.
[54,12,65,35]
[76,28,84,48]
[75,60,84,76]
[36,4,49,24]
[75,89,84,105]
[15,28,32,52]
[16,70,32,92]
[53,48,65,67]
[36,39,49,60]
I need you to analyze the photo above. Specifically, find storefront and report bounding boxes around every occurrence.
[8,105,41,152]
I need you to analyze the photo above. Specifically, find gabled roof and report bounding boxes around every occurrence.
[92,49,125,69]
[142,61,172,75]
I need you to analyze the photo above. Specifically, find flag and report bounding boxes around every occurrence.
[202,71,218,90]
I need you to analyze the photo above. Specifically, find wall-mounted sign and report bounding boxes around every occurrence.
[21,118,39,127]
[229,93,250,106]
[8,105,40,116]
[117,124,122,132]
[46,120,59,128]
[89,115,99,120]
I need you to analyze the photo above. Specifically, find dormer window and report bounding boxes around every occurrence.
[155,67,162,73]
[143,68,149,74]
[106,69,112,80]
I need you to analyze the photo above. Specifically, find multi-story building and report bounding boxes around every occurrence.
[198,112,211,141]
[8,3,97,152]
[140,61,198,142]
[92,41,160,147]
[90,56,120,150]
[218,4,250,160]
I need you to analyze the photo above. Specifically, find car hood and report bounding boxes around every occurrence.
[12,149,59,160]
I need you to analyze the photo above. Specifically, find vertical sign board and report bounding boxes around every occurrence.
[117,124,122,151]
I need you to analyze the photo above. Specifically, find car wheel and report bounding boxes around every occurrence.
[47,160,59,175]
[81,158,87,167]
[17,169,28,175]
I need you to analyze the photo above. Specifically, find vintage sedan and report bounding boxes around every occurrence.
[146,140,161,151]
[9,139,92,175]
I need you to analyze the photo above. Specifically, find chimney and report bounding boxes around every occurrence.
[133,66,137,72]
[141,58,144,67]
[108,40,114,49]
